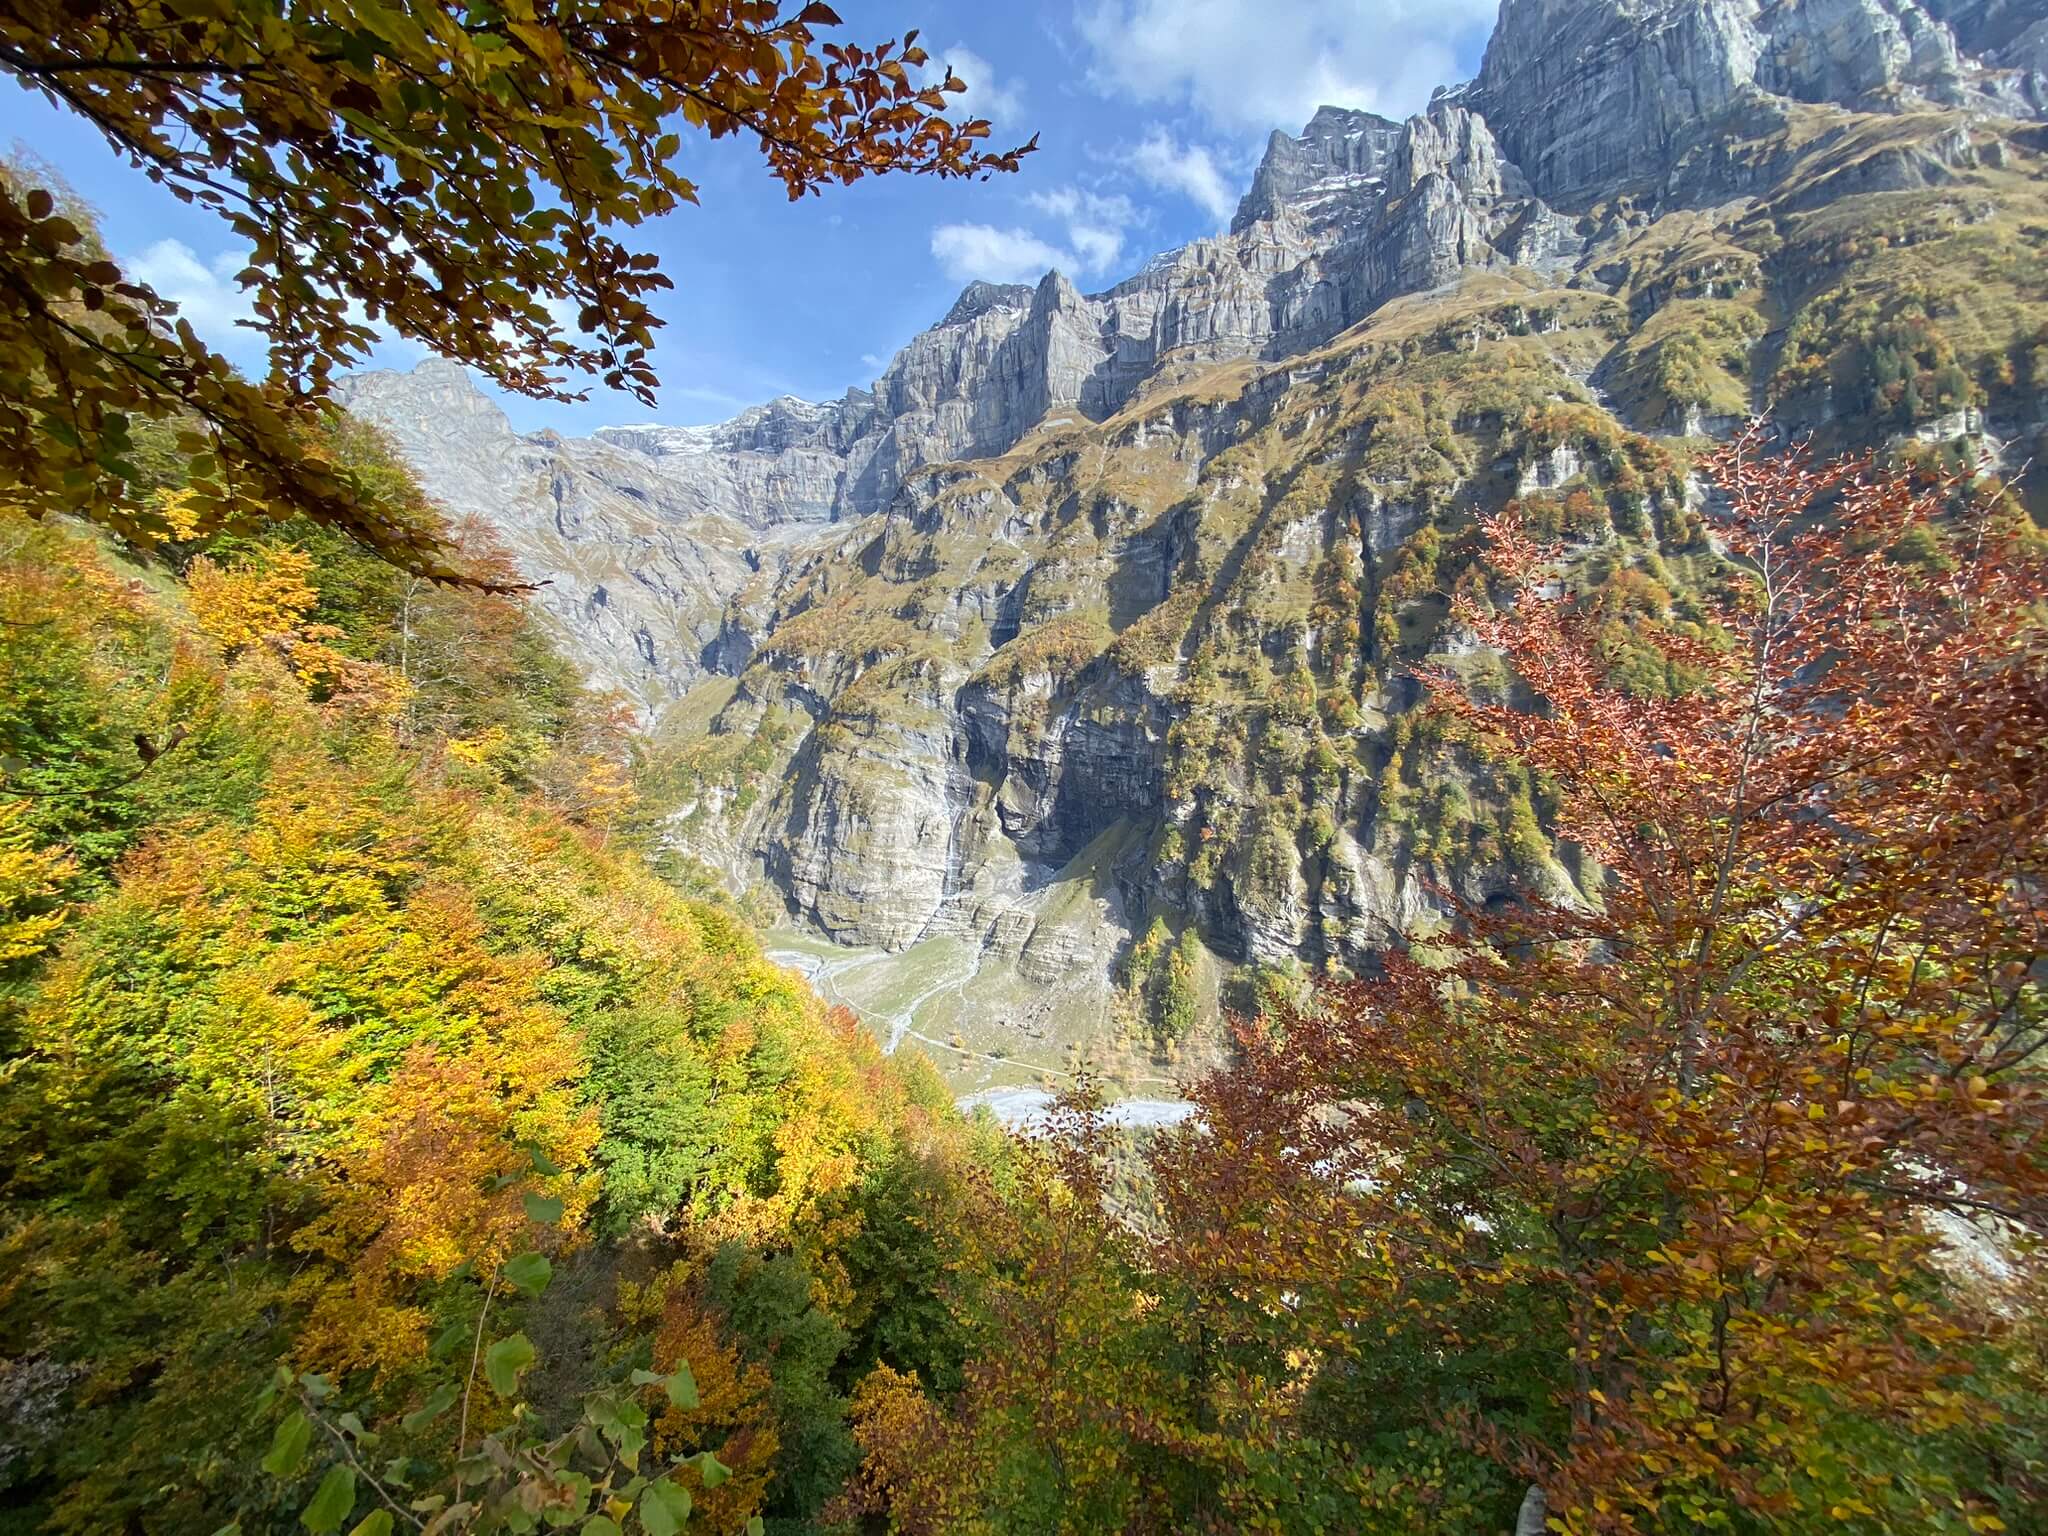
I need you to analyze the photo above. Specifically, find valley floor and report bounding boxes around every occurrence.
[762,927,1193,1113]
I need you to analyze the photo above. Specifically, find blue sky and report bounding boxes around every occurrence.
[2,0,1498,435]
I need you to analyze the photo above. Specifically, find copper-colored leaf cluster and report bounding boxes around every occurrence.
[846,437,2046,1532]
[0,1,1032,577]
[1143,430,2046,1529]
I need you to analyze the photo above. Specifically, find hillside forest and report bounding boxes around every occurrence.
[1,2,2046,1534]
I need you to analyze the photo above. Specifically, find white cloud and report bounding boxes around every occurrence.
[932,182,1137,287]
[1025,186,1136,276]
[1129,130,1237,224]
[126,239,259,346]
[860,352,887,370]
[927,45,1025,127]
[123,238,429,372]
[1076,0,1497,131]
[930,223,1072,285]
[661,382,752,414]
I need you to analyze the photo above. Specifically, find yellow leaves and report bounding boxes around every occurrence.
[26,743,602,1378]
[576,755,637,815]
[293,1044,594,1377]
[154,488,205,540]
[0,798,73,965]
[188,546,322,656]
[447,724,512,767]
[841,1362,947,1526]
[186,543,409,716]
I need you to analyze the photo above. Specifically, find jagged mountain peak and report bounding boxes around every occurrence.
[346,0,2043,719]
[1472,0,2040,202]
[340,0,2048,1017]
[1232,105,1407,233]
[940,280,1038,328]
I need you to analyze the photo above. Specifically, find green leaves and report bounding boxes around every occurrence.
[501,1250,552,1296]
[300,1462,356,1533]
[629,1363,698,1410]
[399,1382,460,1432]
[263,1411,314,1478]
[522,1191,564,1225]
[637,1478,691,1536]
[345,1514,393,1536]
[484,1332,536,1397]
[694,1451,730,1489]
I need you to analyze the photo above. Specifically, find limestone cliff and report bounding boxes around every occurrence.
[346,0,2048,1040]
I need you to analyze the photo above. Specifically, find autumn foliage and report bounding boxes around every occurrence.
[0,1,1033,577]
[4,247,2043,1531]
[844,435,2048,1533]
[0,428,1003,1533]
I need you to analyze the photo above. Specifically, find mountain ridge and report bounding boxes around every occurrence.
[341,0,2048,1084]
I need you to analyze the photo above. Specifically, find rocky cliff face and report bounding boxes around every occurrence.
[1467,0,2039,202]
[348,0,2048,1031]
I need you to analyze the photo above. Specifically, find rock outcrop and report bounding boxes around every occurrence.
[1468,0,2030,205]
[349,0,2048,985]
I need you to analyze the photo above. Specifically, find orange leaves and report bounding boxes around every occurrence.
[2,3,1031,578]
[293,1049,533,1373]
[646,1278,779,1535]
[835,1362,946,1531]
[1130,437,2048,1531]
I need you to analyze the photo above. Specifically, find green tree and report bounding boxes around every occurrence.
[1156,928,1198,1044]
[586,1005,717,1235]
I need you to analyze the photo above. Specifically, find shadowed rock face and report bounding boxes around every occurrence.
[348,0,2046,972]
[1929,0,2048,80]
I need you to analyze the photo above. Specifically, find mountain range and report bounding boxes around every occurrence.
[339,0,2048,1084]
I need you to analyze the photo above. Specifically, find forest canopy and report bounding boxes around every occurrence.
[0,403,1001,1535]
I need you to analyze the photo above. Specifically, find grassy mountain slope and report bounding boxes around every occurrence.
[647,105,2048,1085]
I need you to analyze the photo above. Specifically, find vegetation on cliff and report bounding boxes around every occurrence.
[3,4,2046,1533]
[840,440,2048,1536]
[0,426,1013,1534]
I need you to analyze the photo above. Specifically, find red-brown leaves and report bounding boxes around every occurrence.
[1148,432,2046,1531]
[0,2,1034,577]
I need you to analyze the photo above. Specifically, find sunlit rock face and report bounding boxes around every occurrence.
[348,0,2046,974]
[1467,0,2030,204]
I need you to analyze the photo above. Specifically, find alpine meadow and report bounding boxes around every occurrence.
[0,2,2044,1535]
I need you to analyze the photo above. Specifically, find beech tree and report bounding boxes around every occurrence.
[0,486,1003,1530]
[845,436,2047,1533]
[1144,431,2047,1532]
[0,1,1032,579]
